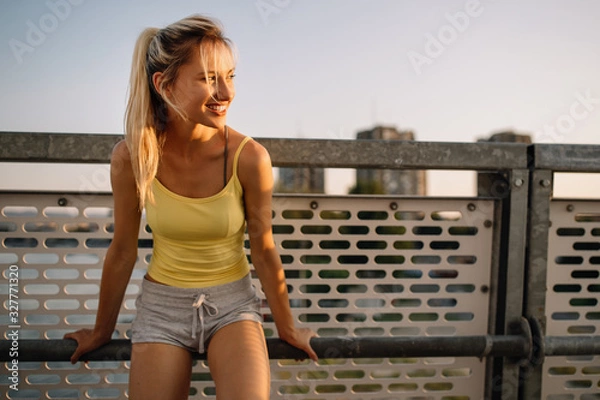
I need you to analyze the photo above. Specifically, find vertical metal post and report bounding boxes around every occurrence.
[503,169,530,400]
[477,169,529,400]
[488,169,530,400]
[478,171,506,400]
[521,169,553,399]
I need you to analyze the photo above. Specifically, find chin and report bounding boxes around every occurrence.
[194,118,226,130]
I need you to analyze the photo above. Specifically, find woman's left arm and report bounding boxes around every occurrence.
[239,139,318,361]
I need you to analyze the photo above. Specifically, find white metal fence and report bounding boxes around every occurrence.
[2,193,495,399]
[541,200,600,400]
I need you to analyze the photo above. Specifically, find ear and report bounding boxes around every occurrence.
[152,71,165,96]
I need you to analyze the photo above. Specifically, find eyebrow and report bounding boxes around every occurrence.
[197,68,235,76]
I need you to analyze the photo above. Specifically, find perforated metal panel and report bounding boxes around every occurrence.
[1,192,495,399]
[542,200,600,400]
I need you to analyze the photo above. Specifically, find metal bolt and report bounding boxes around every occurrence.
[566,204,574,212]
[484,220,493,228]
[310,201,319,210]
[514,178,524,187]
[57,197,68,207]
[389,202,398,211]
[540,179,551,188]
[467,203,476,212]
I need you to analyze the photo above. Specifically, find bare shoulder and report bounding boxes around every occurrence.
[227,127,271,170]
[240,138,271,168]
[110,139,135,183]
[233,132,273,190]
[111,139,132,163]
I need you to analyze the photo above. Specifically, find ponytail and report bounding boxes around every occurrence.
[124,28,162,210]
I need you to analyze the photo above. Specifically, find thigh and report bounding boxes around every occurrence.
[129,343,193,400]
[207,320,270,400]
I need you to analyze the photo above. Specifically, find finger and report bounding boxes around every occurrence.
[64,330,86,342]
[307,333,319,361]
[306,345,318,362]
[70,349,81,364]
[301,338,318,361]
[64,334,80,363]
[64,333,85,364]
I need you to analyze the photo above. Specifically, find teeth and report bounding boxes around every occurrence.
[208,105,226,112]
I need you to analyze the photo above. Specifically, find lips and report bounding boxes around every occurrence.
[206,104,227,113]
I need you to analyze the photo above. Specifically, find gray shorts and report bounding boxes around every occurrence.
[131,273,263,354]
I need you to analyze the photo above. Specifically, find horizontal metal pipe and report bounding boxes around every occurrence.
[544,336,600,356]
[2,336,598,363]
[1,336,531,362]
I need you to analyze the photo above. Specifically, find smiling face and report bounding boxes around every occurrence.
[155,39,236,130]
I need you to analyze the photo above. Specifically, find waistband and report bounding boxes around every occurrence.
[141,273,254,300]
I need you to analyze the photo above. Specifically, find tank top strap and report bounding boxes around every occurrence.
[232,136,252,178]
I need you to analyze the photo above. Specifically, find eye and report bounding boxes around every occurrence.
[202,75,217,83]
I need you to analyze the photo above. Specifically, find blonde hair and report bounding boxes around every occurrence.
[124,15,236,210]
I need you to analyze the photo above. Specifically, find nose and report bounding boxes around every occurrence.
[213,77,234,102]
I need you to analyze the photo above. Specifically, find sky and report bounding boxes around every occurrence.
[0,0,599,196]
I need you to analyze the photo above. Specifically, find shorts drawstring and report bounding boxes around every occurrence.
[191,293,219,353]
[132,275,261,354]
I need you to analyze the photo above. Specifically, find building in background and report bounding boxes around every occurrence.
[481,131,533,144]
[276,166,325,194]
[350,125,427,195]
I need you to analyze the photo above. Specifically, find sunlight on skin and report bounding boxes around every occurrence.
[207,321,271,399]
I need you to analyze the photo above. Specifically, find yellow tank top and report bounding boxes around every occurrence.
[145,136,252,288]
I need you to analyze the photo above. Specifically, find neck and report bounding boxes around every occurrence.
[163,122,227,159]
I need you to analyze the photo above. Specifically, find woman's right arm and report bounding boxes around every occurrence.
[64,140,142,363]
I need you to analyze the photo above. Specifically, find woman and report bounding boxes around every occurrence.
[65,14,318,399]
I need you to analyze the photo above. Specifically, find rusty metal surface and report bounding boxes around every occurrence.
[532,143,600,172]
[0,132,529,170]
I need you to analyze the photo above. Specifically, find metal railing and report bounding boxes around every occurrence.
[1,132,599,400]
